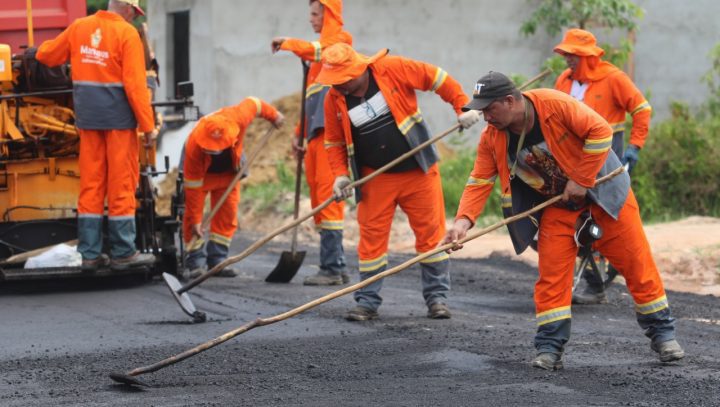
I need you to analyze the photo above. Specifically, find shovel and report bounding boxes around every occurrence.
[163,69,553,317]
[108,165,626,387]
[266,60,311,283]
[163,126,276,322]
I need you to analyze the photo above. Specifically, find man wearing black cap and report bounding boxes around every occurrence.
[441,72,683,370]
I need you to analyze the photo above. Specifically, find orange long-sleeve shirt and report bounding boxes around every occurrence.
[555,67,651,148]
[36,10,153,132]
[183,97,279,226]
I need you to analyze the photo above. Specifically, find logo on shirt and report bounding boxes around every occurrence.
[90,28,102,48]
[473,83,486,96]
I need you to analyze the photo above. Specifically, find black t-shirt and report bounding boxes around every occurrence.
[206,148,234,173]
[345,72,419,172]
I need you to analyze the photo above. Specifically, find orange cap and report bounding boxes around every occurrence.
[196,115,238,152]
[553,28,605,57]
[315,43,388,85]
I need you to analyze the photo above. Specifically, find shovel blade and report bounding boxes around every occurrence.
[162,272,200,319]
[265,251,306,283]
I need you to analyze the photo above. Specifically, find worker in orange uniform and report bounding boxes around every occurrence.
[183,97,284,278]
[553,28,652,305]
[36,0,156,271]
[442,71,683,370]
[317,43,481,321]
[271,0,352,286]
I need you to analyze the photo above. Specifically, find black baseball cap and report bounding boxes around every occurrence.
[462,71,517,111]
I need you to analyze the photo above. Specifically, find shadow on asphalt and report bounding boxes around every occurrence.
[0,274,153,295]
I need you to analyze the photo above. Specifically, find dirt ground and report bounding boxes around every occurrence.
[1,235,718,406]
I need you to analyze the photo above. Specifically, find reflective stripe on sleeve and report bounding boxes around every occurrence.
[583,136,613,155]
[630,101,652,116]
[430,68,448,92]
[248,96,262,117]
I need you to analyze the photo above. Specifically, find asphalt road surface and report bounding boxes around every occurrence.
[1,234,719,406]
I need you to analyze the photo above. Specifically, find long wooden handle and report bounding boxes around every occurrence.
[185,127,275,253]
[179,68,553,292]
[128,166,625,377]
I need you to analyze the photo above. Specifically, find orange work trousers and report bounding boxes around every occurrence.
[182,172,240,247]
[78,129,139,217]
[357,163,446,272]
[535,189,668,323]
[305,134,344,230]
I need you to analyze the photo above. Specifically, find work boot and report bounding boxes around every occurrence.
[572,286,608,305]
[81,254,110,272]
[303,269,345,286]
[427,302,452,319]
[531,352,564,371]
[341,272,350,284]
[110,252,155,271]
[345,306,378,321]
[651,339,685,362]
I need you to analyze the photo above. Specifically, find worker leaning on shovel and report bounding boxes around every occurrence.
[182,98,284,278]
[271,0,352,286]
[36,0,156,272]
[441,72,684,370]
[316,43,481,321]
[553,28,653,305]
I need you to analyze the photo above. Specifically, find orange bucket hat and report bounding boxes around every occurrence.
[315,43,388,85]
[553,28,605,57]
[196,114,239,152]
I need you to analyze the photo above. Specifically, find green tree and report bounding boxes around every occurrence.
[86,0,147,25]
[520,0,643,37]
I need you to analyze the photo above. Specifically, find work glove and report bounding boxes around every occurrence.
[457,110,481,130]
[622,144,640,173]
[332,175,352,201]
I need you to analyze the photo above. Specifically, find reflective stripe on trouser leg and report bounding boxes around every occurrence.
[207,236,230,269]
[108,217,137,258]
[591,190,675,341]
[320,229,346,275]
[636,299,675,344]
[353,262,386,312]
[77,215,103,260]
[209,175,239,250]
[535,205,583,352]
[420,253,450,306]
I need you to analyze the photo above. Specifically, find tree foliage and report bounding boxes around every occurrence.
[520,0,644,37]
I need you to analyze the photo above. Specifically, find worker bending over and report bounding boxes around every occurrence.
[443,71,683,370]
[183,98,284,278]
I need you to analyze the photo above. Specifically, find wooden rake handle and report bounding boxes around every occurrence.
[126,165,625,377]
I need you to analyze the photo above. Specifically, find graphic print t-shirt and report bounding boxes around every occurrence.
[508,99,569,198]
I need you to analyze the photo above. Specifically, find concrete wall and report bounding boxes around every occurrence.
[147,0,719,142]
